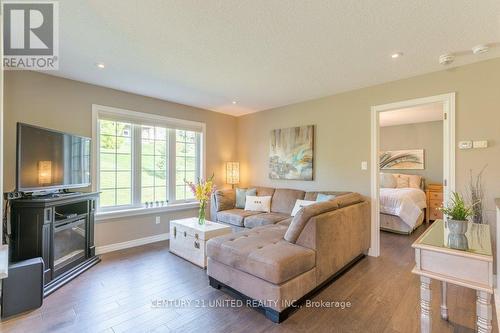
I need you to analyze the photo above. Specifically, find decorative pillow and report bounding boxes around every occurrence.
[380,173,397,188]
[291,200,316,216]
[396,176,410,188]
[407,174,422,189]
[316,193,336,202]
[394,174,421,189]
[244,195,272,213]
[235,188,256,209]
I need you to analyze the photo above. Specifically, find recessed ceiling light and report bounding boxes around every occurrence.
[96,63,105,69]
[232,101,237,105]
[439,54,455,65]
[472,45,489,55]
[391,52,403,59]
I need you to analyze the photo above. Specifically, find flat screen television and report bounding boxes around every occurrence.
[16,123,91,193]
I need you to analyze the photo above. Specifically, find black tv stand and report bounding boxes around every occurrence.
[9,192,100,296]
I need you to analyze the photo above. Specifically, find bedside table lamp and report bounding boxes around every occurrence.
[226,162,240,189]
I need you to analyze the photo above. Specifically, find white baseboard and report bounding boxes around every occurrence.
[495,288,500,329]
[96,233,169,255]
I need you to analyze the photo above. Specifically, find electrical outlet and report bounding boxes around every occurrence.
[155,216,161,224]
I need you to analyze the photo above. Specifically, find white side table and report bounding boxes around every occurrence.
[169,218,231,268]
[412,220,493,333]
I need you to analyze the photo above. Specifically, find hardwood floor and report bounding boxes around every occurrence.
[1,225,497,333]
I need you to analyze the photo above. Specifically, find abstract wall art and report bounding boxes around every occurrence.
[380,149,425,170]
[269,125,314,180]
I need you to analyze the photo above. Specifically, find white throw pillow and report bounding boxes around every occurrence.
[291,199,316,217]
[244,195,272,213]
[380,173,397,188]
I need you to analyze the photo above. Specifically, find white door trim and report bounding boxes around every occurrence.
[369,93,456,257]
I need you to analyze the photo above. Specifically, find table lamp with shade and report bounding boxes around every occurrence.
[226,162,240,189]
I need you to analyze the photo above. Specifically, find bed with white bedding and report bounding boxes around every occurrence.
[379,173,427,234]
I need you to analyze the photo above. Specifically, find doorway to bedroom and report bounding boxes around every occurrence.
[369,93,455,257]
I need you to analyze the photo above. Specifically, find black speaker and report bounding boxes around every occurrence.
[1,258,44,318]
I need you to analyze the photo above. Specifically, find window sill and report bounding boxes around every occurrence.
[95,202,199,222]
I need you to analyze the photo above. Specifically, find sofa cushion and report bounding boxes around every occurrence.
[207,225,316,284]
[243,212,290,228]
[304,191,351,201]
[255,187,275,197]
[217,209,261,226]
[271,189,305,214]
[213,189,235,212]
[277,217,293,226]
[284,192,364,243]
[235,188,257,209]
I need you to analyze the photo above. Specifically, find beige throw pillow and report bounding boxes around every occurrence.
[396,176,410,188]
[395,173,421,189]
[244,195,272,213]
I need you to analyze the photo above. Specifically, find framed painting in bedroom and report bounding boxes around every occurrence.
[380,149,425,170]
[269,125,314,180]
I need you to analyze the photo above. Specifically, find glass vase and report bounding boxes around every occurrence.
[198,201,206,225]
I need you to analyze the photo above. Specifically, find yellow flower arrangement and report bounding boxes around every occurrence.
[185,174,216,225]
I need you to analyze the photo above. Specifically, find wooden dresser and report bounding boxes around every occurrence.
[426,184,443,222]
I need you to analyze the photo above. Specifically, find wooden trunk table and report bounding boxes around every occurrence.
[169,218,231,268]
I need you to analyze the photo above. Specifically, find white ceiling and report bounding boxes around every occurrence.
[379,103,443,127]
[45,1,500,116]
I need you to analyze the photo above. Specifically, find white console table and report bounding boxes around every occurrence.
[412,219,493,333]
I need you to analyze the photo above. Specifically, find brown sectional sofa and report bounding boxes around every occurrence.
[207,187,371,322]
[210,187,349,230]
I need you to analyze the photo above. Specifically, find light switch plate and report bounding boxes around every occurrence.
[473,140,488,148]
[361,161,368,170]
[458,141,473,149]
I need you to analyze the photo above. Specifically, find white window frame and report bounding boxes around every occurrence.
[92,104,206,215]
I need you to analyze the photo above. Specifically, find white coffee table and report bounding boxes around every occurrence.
[169,218,232,268]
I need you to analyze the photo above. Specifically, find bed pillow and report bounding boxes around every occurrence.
[380,173,397,188]
[235,188,257,208]
[291,200,316,216]
[395,174,421,189]
[244,195,272,213]
[407,175,422,189]
[396,176,410,188]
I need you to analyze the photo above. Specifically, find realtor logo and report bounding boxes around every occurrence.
[3,1,59,70]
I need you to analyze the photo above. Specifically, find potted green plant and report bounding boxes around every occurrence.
[440,192,473,250]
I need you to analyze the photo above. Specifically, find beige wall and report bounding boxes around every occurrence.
[380,121,443,185]
[4,71,238,247]
[237,58,500,227]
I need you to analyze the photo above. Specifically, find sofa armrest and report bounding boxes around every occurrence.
[295,200,371,284]
[210,189,236,221]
